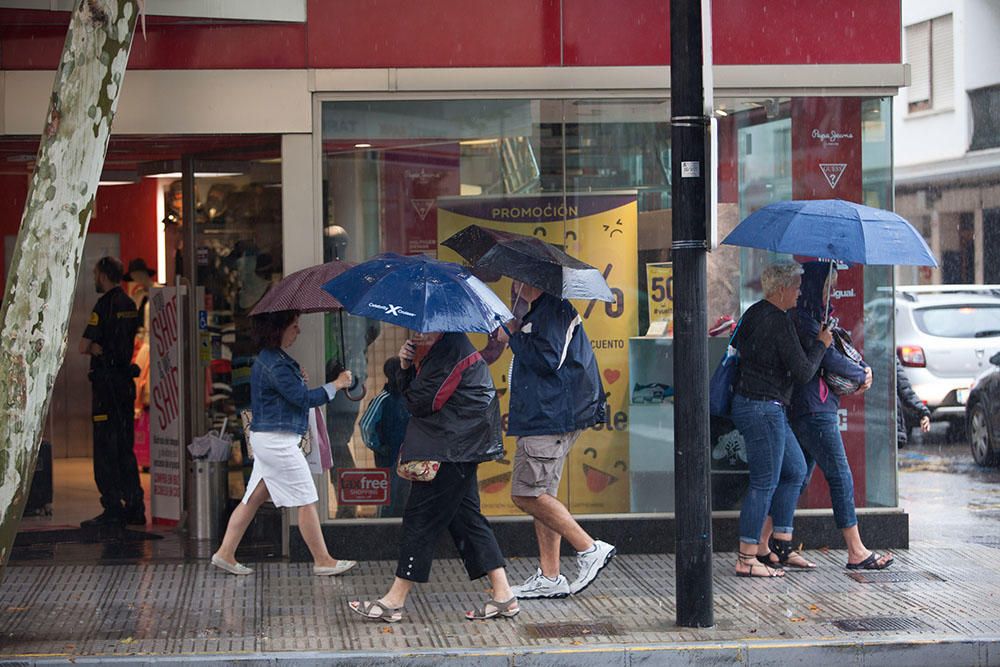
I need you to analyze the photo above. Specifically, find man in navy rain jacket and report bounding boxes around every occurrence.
[498,282,616,599]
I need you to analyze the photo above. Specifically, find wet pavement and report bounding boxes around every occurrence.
[899,423,1000,547]
[1,427,998,664]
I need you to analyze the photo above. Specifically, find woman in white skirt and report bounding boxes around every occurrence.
[211,310,357,576]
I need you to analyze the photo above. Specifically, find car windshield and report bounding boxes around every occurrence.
[913,305,1000,338]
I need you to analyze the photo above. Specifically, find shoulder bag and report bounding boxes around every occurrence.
[709,317,743,418]
[823,327,865,396]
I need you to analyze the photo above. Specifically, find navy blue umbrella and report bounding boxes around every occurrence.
[321,253,514,334]
[722,199,938,267]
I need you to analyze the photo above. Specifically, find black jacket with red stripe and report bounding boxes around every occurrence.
[397,332,503,464]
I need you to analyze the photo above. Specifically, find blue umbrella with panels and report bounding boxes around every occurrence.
[722,199,938,318]
[321,252,513,334]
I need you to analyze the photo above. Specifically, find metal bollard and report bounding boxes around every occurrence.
[187,459,228,541]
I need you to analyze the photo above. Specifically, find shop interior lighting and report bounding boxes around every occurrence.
[459,138,500,146]
[143,171,243,179]
[354,143,373,148]
[138,159,246,179]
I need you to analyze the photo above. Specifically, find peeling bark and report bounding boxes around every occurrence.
[0,0,139,578]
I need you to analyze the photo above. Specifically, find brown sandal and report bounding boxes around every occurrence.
[465,597,520,620]
[736,553,784,578]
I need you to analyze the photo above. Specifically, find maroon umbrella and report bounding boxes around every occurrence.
[249,260,354,315]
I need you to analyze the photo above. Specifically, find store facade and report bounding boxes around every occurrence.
[0,1,908,556]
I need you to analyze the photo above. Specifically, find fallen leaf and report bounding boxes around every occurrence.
[5,607,28,613]
[120,637,135,644]
[789,617,806,623]
[808,604,821,613]
[381,627,394,634]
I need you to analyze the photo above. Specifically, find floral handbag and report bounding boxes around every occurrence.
[823,327,865,396]
[396,457,440,482]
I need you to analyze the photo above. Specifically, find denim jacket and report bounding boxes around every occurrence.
[250,347,331,435]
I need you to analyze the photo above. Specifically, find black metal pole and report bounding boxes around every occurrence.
[670,0,714,628]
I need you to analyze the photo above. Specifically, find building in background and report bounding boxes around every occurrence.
[0,0,910,557]
[894,0,1000,285]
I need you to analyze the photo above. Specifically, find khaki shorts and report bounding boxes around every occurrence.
[511,431,582,498]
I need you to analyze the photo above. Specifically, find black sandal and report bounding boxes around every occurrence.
[736,553,784,578]
[756,551,783,568]
[846,552,894,570]
[768,536,816,570]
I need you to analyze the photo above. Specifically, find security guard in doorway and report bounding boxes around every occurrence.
[79,256,144,527]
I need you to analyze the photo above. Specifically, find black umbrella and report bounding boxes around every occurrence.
[441,224,614,302]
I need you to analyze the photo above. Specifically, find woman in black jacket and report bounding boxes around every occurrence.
[350,331,518,622]
[730,262,832,577]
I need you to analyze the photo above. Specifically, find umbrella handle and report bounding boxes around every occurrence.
[496,316,512,338]
[343,380,367,402]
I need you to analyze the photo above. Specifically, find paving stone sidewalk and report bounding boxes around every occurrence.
[1,545,999,665]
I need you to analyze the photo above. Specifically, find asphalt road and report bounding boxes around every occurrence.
[899,422,1000,547]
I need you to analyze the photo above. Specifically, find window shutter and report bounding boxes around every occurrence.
[906,21,931,107]
[931,14,954,109]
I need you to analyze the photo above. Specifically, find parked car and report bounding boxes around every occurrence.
[967,351,1000,467]
[895,286,1000,440]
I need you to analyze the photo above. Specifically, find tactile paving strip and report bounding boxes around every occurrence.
[2,546,1000,659]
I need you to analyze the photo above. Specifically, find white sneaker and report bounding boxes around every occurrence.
[569,540,616,594]
[511,568,570,599]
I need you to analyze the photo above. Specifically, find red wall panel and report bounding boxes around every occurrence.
[1,1,901,70]
[0,13,307,70]
[0,175,158,294]
[90,179,159,276]
[0,174,30,293]
[306,0,561,68]
[563,0,669,66]
[712,1,901,65]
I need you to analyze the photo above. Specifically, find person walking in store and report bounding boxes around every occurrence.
[360,357,412,517]
[211,310,357,576]
[729,261,831,578]
[495,282,615,599]
[783,261,893,571]
[79,257,145,527]
[896,362,931,448]
[350,331,517,622]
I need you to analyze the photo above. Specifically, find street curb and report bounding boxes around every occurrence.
[2,635,997,666]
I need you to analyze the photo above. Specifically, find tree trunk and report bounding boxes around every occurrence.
[0,0,139,579]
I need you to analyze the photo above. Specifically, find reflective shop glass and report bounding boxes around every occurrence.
[318,96,896,520]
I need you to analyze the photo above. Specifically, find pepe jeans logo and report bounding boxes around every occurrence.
[368,302,416,318]
[812,128,854,148]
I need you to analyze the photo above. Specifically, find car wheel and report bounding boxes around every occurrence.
[968,404,999,467]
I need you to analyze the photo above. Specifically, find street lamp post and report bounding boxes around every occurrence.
[670,0,714,628]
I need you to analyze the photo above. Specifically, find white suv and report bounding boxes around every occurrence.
[895,286,1000,437]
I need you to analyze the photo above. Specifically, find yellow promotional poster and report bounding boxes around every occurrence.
[645,262,674,336]
[437,193,638,515]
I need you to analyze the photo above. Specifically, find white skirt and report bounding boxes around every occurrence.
[242,430,318,508]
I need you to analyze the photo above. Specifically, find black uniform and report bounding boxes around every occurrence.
[83,286,143,519]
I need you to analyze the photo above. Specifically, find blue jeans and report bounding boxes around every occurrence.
[791,412,858,530]
[731,394,807,544]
